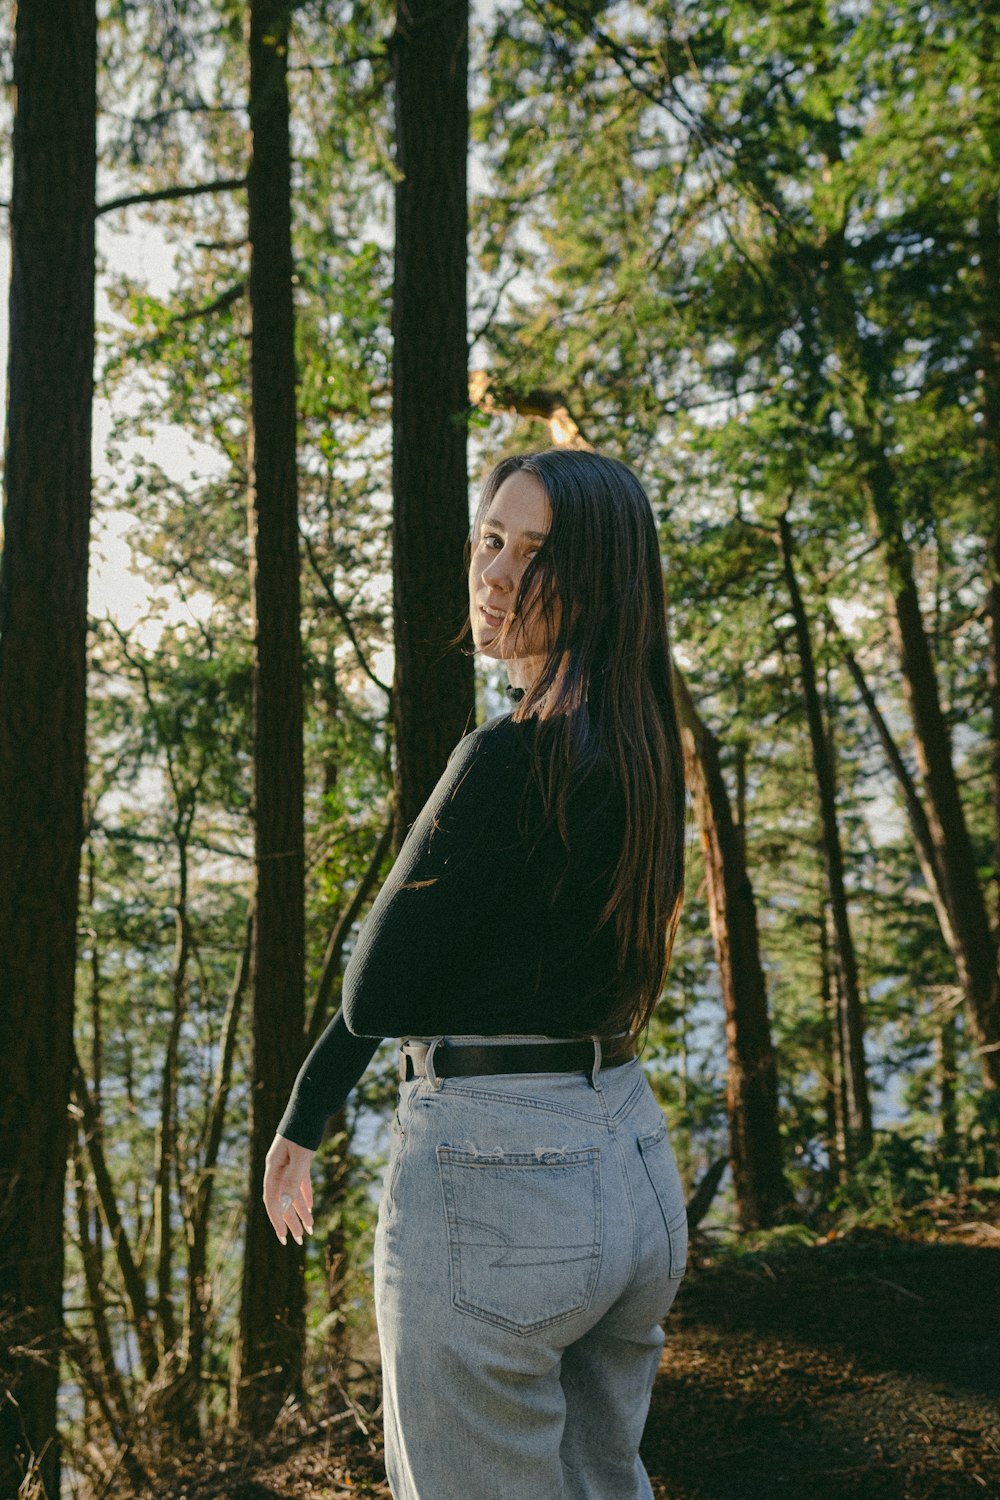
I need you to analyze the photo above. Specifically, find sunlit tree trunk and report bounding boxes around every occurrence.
[673,669,790,1229]
[0,2,97,1491]
[185,916,251,1423]
[811,66,1000,1087]
[936,999,960,1181]
[819,221,1000,1089]
[392,0,475,843]
[70,1133,131,1445]
[867,444,1000,1088]
[778,511,872,1161]
[319,1106,350,1392]
[72,1052,158,1382]
[818,906,845,1184]
[155,848,190,1371]
[237,0,307,1430]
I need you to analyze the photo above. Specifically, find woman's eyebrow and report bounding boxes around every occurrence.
[483,511,549,543]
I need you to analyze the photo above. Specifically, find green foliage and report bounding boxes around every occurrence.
[13,0,992,1465]
[819,1137,1000,1240]
[472,0,999,1226]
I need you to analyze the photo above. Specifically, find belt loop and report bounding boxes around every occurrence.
[590,1037,603,1090]
[425,1038,443,1090]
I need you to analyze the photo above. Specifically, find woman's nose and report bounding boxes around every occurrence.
[481,548,513,589]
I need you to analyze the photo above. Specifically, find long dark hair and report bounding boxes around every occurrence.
[472,448,686,1036]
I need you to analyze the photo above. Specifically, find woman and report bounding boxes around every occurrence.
[264,448,687,1500]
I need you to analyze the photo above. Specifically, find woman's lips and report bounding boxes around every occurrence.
[480,605,506,628]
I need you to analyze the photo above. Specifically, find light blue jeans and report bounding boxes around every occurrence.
[373,1039,687,1499]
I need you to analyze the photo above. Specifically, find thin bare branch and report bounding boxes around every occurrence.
[307,823,394,1047]
[96,176,247,216]
[71,1051,159,1382]
[301,530,393,697]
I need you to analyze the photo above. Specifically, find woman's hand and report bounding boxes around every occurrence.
[263,1133,315,1245]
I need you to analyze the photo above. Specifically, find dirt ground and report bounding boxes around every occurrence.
[642,1227,1000,1499]
[138,1225,1000,1500]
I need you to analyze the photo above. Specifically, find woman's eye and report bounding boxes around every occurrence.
[483,532,502,549]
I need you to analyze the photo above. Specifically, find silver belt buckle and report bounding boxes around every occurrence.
[400,1040,429,1083]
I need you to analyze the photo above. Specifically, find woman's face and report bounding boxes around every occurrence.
[468,470,556,688]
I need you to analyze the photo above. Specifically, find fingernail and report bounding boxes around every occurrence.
[279,1236,287,1247]
[292,1234,303,1246]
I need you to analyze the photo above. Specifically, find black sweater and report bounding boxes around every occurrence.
[277,712,625,1150]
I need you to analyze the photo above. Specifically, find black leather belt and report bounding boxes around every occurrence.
[400,1037,635,1082]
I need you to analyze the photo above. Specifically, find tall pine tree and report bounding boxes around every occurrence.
[0,0,98,1490]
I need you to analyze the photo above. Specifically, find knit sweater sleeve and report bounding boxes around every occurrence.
[276,1011,381,1151]
[275,715,532,1150]
[342,714,538,1037]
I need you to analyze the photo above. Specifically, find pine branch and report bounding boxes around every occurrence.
[96,176,246,216]
[171,281,246,324]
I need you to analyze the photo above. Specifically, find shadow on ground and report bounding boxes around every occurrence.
[131,1231,998,1499]
[642,1232,1000,1500]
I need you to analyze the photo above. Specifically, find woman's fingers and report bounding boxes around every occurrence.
[263,1153,294,1244]
[263,1134,316,1245]
[279,1187,314,1243]
[297,1178,314,1229]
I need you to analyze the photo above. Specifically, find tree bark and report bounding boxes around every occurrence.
[0,2,97,1492]
[865,442,1000,1087]
[820,225,1000,1087]
[978,187,1000,931]
[936,999,960,1179]
[70,1130,132,1443]
[673,668,790,1229]
[183,914,252,1433]
[155,853,190,1372]
[777,511,872,1160]
[818,905,845,1184]
[320,1106,350,1396]
[237,0,308,1430]
[830,625,957,953]
[72,1052,159,1383]
[392,0,475,843]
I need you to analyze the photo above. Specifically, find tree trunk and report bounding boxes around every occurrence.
[978,188,1000,931]
[865,443,1000,1087]
[673,668,790,1229]
[392,0,475,843]
[156,852,190,1369]
[70,1130,131,1443]
[183,914,251,1432]
[936,999,960,1180]
[72,1052,159,1383]
[819,905,846,1184]
[832,627,957,952]
[821,227,1000,1087]
[237,0,308,1431]
[0,2,97,1492]
[87,844,107,1271]
[778,511,873,1160]
[320,1106,350,1397]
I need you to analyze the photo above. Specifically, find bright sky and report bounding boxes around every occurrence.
[0,216,243,647]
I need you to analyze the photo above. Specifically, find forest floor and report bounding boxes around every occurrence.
[134,1216,1000,1500]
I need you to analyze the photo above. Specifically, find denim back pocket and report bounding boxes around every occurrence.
[637,1124,688,1279]
[436,1146,602,1336]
